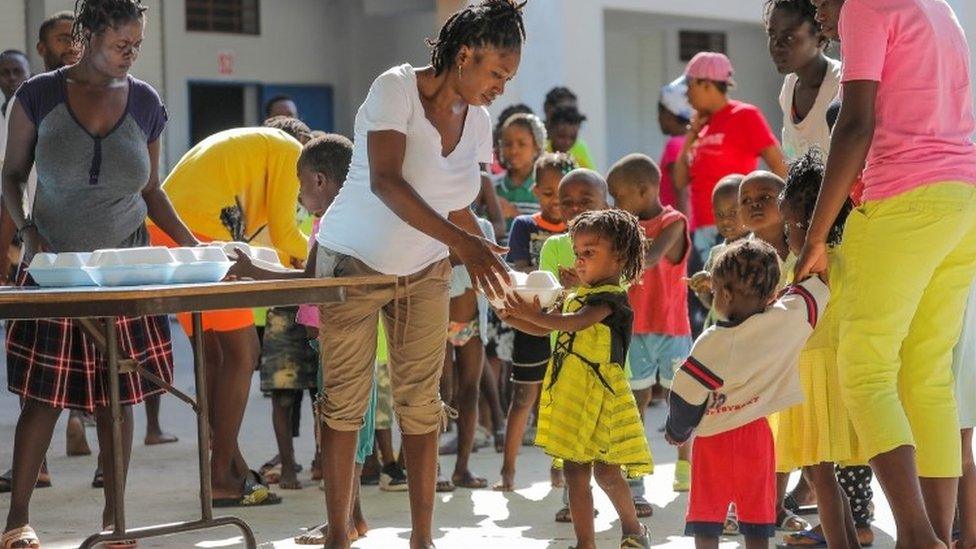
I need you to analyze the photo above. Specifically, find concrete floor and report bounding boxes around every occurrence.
[0,320,910,548]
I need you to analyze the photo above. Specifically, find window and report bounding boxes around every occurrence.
[186,0,260,35]
[679,31,727,61]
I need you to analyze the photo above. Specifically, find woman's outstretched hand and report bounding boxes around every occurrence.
[454,233,509,300]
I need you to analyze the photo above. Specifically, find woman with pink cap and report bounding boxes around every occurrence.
[674,51,787,268]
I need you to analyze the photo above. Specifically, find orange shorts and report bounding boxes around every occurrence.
[147,225,256,336]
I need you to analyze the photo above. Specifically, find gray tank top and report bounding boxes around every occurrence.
[14,68,167,252]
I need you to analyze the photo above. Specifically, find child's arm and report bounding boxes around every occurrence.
[227,246,316,281]
[665,333,725,445]
[686,271,713,308]
[504,293,611,334]
[496,307,551,336]
[644,219,686,267]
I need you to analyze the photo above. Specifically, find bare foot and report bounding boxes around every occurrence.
[144,431,178,445]
[66,414,92,456]
[550,466,565,488]
[294,522,359,545]
[353,509,369,538]
[279,469,302,490]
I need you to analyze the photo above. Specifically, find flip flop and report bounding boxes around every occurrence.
[213,477,282,508]
[784,493,819,516]
[435,477,455,492]
[777,510,810,532]
[0,471,50,494]
[554,507,598,523]
[783,530,827,548]
[633,495,653,518]
[451,474,487,489]
[2,525,40,549]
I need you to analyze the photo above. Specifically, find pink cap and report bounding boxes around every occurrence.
[684,52,736,87]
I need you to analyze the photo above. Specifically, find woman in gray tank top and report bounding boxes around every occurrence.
[0,1,197,546]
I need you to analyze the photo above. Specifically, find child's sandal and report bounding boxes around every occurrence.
[620,524,651,548]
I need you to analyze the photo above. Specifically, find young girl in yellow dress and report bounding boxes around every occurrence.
[501,209,652,549]
[776,150,864,549]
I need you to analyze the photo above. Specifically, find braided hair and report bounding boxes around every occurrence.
[569,209,646,285]
[711,239,781,301]
[780,148,852,247]
[428,0,526,76]
[763,0,827,46]
[534,152,577,183]
[73,0,146,43]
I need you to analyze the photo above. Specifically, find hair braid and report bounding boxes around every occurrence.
[780,148,852,247]
[73,0,146,43]
[569,209,646,285]
[427,0,527,76]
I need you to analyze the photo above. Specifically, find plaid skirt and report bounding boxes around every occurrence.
[6,266,175,412]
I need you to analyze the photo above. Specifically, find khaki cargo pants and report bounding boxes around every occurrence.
[316,246,450,435]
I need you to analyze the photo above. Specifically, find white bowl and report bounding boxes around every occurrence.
[52,252,92,268]
[514,287,562,309]
[487,270,563,309]
[170,261,233,284]
[524,270,560,290]
[29,253,57,269]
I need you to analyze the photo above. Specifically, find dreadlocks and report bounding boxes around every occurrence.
[428,0,527,76]
[780,148,852,247]
[73,0,146,43]
[569,209,646,285]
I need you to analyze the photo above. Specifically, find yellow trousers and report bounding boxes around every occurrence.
[836,182,976,478]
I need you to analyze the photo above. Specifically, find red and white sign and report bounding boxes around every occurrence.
[217,50,236,76]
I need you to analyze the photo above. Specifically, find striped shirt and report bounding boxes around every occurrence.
[666,276,829,441]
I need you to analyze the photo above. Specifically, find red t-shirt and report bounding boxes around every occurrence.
[659,135,685,209]
[629,207,691,335]
[688,101,778,230]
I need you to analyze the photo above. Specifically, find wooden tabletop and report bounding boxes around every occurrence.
[0,275,396,319]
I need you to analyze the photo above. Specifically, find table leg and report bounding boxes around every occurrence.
[192,312,214,521]
[106,318,127,535]
[80,314,255,549]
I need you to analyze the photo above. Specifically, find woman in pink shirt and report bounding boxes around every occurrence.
[798,1,976,547]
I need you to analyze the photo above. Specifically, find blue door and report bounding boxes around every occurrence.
[260,84,334,132]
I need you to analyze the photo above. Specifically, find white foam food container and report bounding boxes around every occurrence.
[85,264,177,287]
[89,247,175,267]
[487,270,562,309]
[27,253,96,287]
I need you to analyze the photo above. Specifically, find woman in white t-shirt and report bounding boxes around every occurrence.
[313,2,524,547]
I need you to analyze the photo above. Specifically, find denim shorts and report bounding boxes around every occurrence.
[628,333,692,390]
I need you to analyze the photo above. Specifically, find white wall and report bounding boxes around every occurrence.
[495,0,773,171]
[0,2,27,55]
[158,0,337,169]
